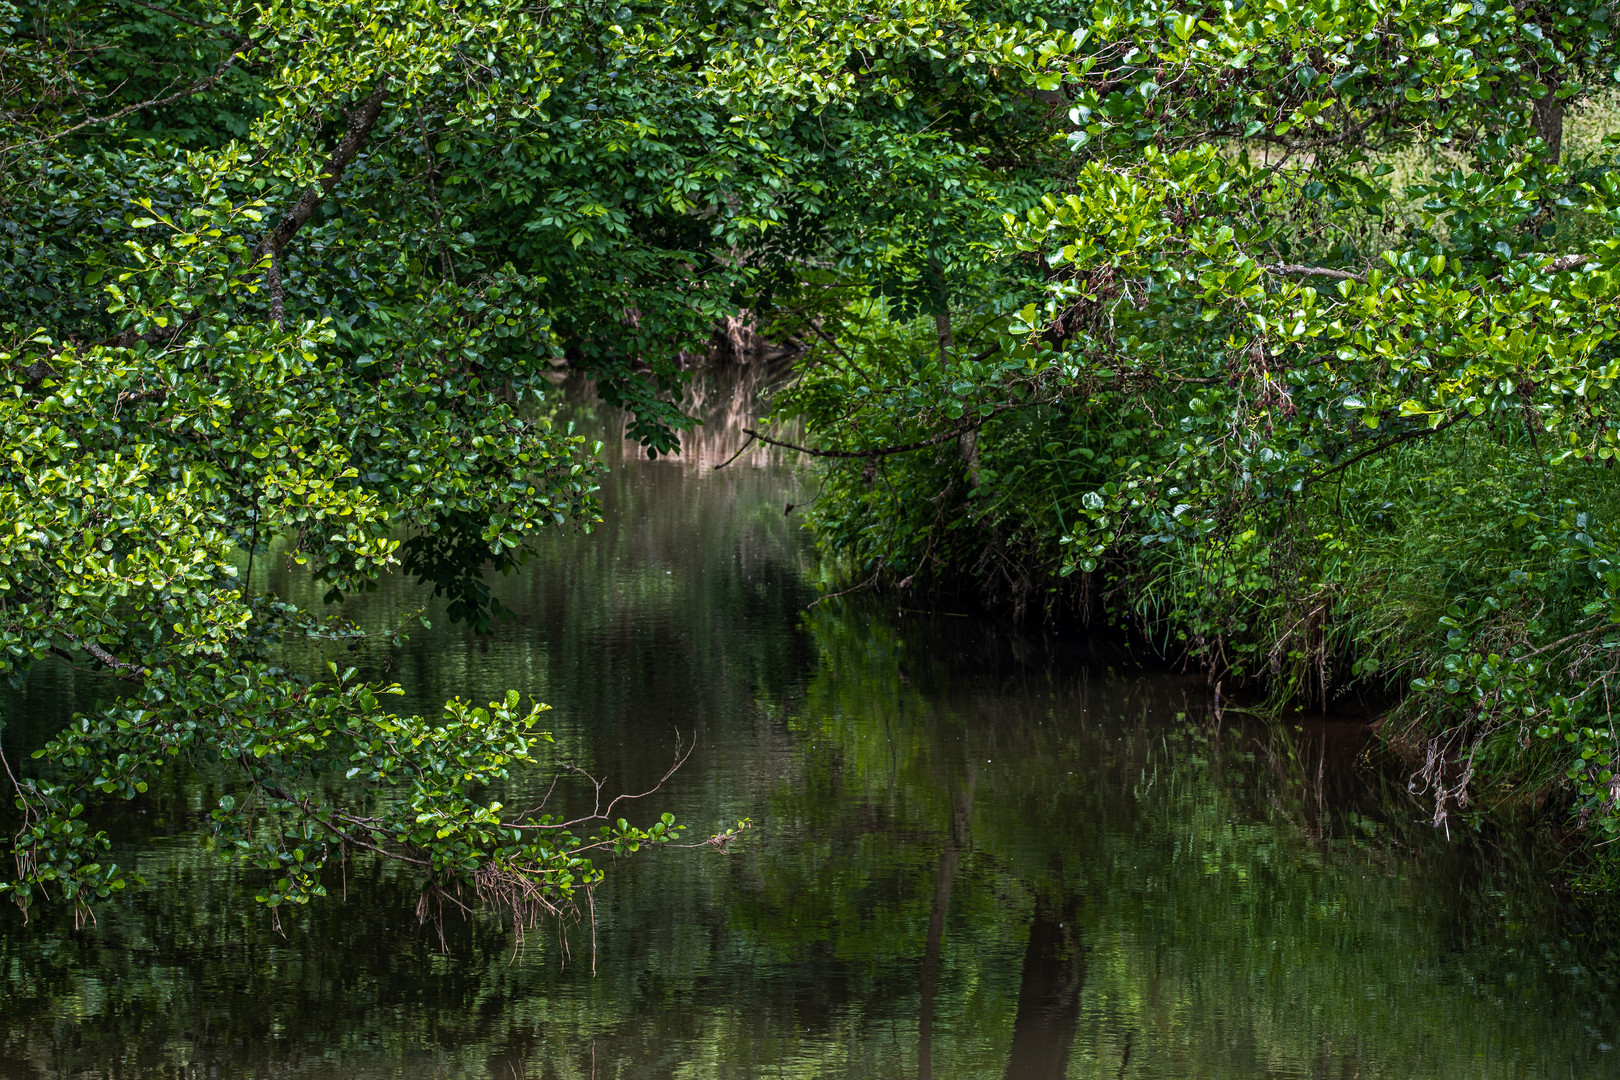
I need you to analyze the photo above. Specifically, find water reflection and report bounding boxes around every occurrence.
[1,379,1618,1078]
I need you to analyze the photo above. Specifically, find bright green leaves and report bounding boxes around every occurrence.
[0,0,740,926]
[8,659,687,920]
[698,0,1043,113]
[769,0,1620,870]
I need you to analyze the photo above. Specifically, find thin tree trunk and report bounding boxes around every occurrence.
[959,427,982,490]
[1533,82,1564,164]
[928,262,983,489]
[933,307,953,359]
[928,257,953,363]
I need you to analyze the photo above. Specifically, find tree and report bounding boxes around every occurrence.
[0,0,766,919]
[774,0,1620,859]
[0,0,1059,920]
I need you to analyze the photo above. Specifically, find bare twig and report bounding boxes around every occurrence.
[1307,412,1467,484]
[0,728,29,812]
[712,432,757,470]
[558,732,693,829]
[741,417,995,460]
[1519,622,1614,661]
[1265,263,1368,285]
[806,568,883,609]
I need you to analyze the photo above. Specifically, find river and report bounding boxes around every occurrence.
[2,378,1618,1078]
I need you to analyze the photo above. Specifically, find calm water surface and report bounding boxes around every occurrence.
[3,383,1619,1078]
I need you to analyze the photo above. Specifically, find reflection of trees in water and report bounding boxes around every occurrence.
[5,450,1620,1076]
[749,613,1118,1079]
[573,363,802,471]
[666,365,796,471]
[744,606,1620,1079]
[917,777,1088,1080]
[918,779,972,1080]
[0,856,556,1080]
[1002,890,1086,1080]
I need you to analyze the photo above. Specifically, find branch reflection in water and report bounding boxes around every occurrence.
[0,371,1616,1079]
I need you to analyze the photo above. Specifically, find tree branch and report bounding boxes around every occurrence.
[48,75,390,356]
[253,80,390,262]
[65,633,144,679]
[742,413,1003,460]
[1265,263,1368,284]
[259,782,430,865]
[711,433,757,470]
[1269,253,1588,292]
[2,36,257,154]
[118,0,249,42]
[1307,411,1466,484]
[267,252,286,328]
[1538,253,1589,274]
[1519,622,1613,661]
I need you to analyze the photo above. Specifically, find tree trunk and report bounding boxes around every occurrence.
[928,257,953,363]
[933,308,953,358]
[958,428,982,490]
[927,264,983,489]
[1533,83,1563,164]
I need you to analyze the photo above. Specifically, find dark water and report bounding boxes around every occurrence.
[3,383,1620,1078]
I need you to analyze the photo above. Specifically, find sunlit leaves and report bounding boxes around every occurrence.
[0,0,730,920]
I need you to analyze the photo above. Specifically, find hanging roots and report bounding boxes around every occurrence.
[415,865,576,953]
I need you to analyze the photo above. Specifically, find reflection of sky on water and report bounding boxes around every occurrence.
[1,377,1618,1079]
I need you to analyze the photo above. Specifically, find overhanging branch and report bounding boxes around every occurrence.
[741,418,990,460]
[1307,411,1467,484]
[1,33,261,155]
[253,80,390,262]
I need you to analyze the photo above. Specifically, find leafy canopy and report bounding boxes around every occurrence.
[1,0,1070,919]
[770,0,1620,851]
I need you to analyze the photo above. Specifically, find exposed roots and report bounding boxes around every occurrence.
[416,868,575,955]
[1408,730,1479,839]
